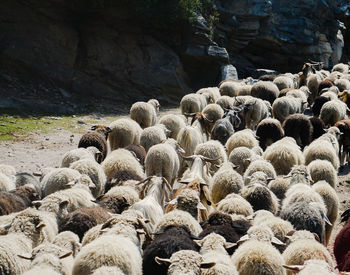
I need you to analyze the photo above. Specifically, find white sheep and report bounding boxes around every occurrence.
[52,231,81,257]
[215,95,234,110]
[320,99,347,127]
[243,159,276,185]
[263,137,304,175]
[225,129,259,157]
[158,114,186,140]
[219,81,242,96]
[180,93,208,114]
[145,138,181,186]
[216,193,253,216]
[273,75,294,90]
[228,146,262,175]
[177,125,204,158]
[72,235,142,275]
[283,259,336,275]
[129,99,159,129]
[268,177,290,200]
[104,185,140,206]
[92,266,125,275]
[197,87,221,103]
[41,168,81,197]
[195,233,238,275]
[140,124,168,152]
[307,159,337,188]
[60,147,100,168]
[244,97,270,129]
[202,103,224,124]
[102,149,144,181]
[332,63,349,74]
[0,172,16,192]
[272,96,306,123]
[211,162,243,204]
[303,139,339,170]
[70,159,106,198]
[108,118,143,150]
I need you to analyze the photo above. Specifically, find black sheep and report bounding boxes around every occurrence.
[256,118,284,150]
[105,169,143,193]
[312,96,331,117]
[283,114,313,149]
[142,225,199,275]
[124,144,147,166]
[78,125,111,163]
[309,116,326,141]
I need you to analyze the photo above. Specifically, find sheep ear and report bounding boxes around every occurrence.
[17,254,33,260]
[65,181,75,188]
[165,198,177,206]
[32,200,42,208]
[106,127,112,133]
[224,242,237,249]
[193,239,202,247]
[246,214,254,221]
[59,251,72,259]
[312,233,321,242]
[286,230,296,237]
[238,234,250,244]
[197,202,207,210]
[271,237,285,246]
[282,264,303,272]
[200,262,216,269]
[90,125,97,130]
[59,200,69,209]
[155,257,172,266]
[200,220,209,227]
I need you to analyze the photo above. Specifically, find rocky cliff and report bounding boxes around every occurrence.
[0,0,349,113]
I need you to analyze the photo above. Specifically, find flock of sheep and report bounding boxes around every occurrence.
[0,61,350,274]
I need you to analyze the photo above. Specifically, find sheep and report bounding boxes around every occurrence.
[158,114,186,140]
[256,118,284,150]
[259,74,277,81]
[41,168,81,197]
[225,129,259,157]
[243,159,277,185]
[19,242,73,275]
[228,147,261,175]
[195,233,238,275]
[140,124,168,152]
[102,185,140,207]
[124,144,147,166]
[309,116,326,141]
[318,79,334,94]
[280,201,329,244]
[186,112,213,140]
[92,266,124,275]
[334,209,350,271]
[180,93,208,114]
[102,148,144,182]
[199,214,250,257]
[283,165,312,186]
[211,162,243,204]
[320,99,347,127]
[130,176,171,233]
[312,180,339,245]
[142,225,200,275]
[155,250,215,275]
[216,96,234,110]
[282,114,313,149]
[263,137,304,175]
[38,175,97,214]
[241,183,279,214]
[0,185,40,215]
[5,207,58,247]
[241,97,270,130]
[108,118,143,151]
[272,96,306,123]
[257,217,294,246]
[283,259,336,275]
[285,89,308,105]
[61,146,101,168]
[231,239,285,275]
[303,139,339,170]
[59,206,112,241]
[177,125,204,159]
[210,117,235,145]
[219,81,242,96]
[339,90,350,110]
[312,96,331,116]
[307,159,337,188]
[72,235,142,275]
[0,164,16,178]
[0,233,32,274]
[0,172,16,192]
[155,209,202,236]
[202,103,224,131]
[194,140,227,175]
[78,125,111,163]
[306,70,323,105]
[332,63,349,74]
[145,139,181,186]
[69,159,106,198]
[129,99,159,129]
[268,177,290,200]
[216,193,253,216]
[273,75,294,91]
[282,234,334,275]
[52,231,81,257]
[251,81,280,104]
[335,119,350,168]
[197,87,221,103]
[15,172,41,193]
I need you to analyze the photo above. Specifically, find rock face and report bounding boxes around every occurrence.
[0,0,226,113]
[214,0,349,76]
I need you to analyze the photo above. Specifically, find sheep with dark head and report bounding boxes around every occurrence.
[282,114,313,149]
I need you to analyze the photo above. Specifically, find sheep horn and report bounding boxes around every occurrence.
[180,154,195,161]
[183,112,197,117]
[136,176,154,185]
[33,172,42,177]
[17,254,34,260]
[101,218,115,230]
[162,177,172,193]
[203,115,213,123]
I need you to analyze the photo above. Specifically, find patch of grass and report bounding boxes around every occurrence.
[0,115,117,142]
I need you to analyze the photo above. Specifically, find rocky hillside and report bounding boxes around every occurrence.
[0,0,349,113]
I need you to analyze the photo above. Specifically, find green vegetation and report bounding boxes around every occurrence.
[0,115,116,142]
